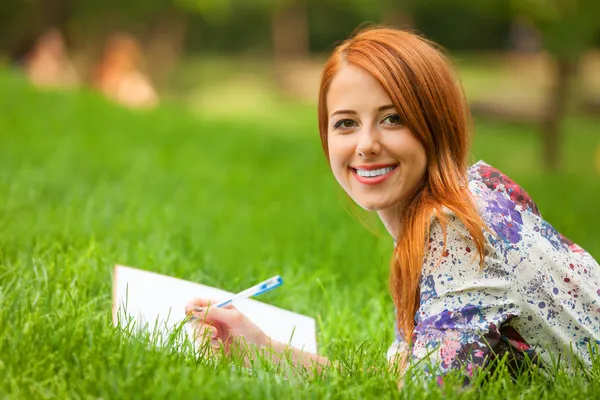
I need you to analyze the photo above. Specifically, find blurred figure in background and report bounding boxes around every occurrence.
[92,32,159,109]
[24,28,80,89]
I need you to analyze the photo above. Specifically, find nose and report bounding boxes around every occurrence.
[356,126,381,158]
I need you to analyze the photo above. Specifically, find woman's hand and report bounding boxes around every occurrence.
[187,298,333,374]
[185,298,268,357]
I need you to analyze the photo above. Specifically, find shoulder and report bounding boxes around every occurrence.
[423,208,484,276]
[464,161,548,249]
[467,160,541,217]
[419,208,514,315]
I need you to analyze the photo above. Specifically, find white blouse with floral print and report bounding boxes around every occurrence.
[388,161,600,378]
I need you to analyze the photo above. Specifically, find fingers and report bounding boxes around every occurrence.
[188,322,222,356]
[185,298,220,316]
[185,299,242,328]
[191,323,218,340]
[202,306,242,328]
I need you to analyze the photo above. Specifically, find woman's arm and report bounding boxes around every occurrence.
[407,213,518,378]
[186,299,331,374]
[262,337,332,373]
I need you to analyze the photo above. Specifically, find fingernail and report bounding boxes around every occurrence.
[193,306,205,313]
[211,339,220,349]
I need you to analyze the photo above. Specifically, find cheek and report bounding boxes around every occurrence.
[327,137,351,168]
[409,150,427,185]
[327,138,353,187]
[404,137,427,174]
[328,156,346,186]
[415,147,427,172]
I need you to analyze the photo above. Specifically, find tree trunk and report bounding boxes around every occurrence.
[381,7,414,29]
[271,2,309,64]
[271,2,311,99]
[541,58,577,171]
[145,8,188,90]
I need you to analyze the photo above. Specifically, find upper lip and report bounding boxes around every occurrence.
[350,163,398,170]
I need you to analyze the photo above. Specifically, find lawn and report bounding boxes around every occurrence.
[1,68,600,399]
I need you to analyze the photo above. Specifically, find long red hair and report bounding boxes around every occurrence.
[317,27,487,340]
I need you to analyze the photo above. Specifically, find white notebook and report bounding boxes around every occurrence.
[112,265,318,354]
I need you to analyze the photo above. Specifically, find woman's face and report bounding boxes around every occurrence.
[326,64,427,211]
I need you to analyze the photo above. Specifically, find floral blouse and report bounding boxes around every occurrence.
[387,161,600,378]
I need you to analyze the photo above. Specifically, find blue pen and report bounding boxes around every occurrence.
[193,276,283,312]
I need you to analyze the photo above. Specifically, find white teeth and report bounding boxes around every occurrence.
[356,166,396,178]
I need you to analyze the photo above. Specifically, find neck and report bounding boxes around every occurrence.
[377,201,404,242]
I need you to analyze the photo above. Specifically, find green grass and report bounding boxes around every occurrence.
[1,68,600,399]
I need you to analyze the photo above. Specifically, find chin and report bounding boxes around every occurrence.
[355,198,395,212]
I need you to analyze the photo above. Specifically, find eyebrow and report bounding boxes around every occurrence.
[330,104,395,118]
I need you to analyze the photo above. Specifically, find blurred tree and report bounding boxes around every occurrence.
[244,0,375,98]
[378,0,415,29]
[511,0,600,171]
[67,0,231,86]
[0,0,74,63]
[307,0,511,52]
[271,1,310,62]
[146,0,232,87]
[252,0,382,62]
[144,5,189,88]
[415,0,511,50]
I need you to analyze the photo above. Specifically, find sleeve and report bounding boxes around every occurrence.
[408,212,518,377]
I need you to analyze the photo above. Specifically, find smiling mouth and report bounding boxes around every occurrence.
[351,165,398,178]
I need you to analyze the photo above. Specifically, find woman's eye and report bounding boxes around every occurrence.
[382,114,402,126]
[333,119,358,129]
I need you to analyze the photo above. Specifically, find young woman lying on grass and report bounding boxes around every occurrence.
[186,27,600,384]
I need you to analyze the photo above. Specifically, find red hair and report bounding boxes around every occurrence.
[317,27,487,340]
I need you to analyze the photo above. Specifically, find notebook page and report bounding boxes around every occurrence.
[112,265,318,354]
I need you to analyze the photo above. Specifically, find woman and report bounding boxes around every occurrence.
[186,27,600,380]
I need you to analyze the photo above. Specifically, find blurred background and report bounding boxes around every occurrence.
[1,0,599,172]
[1,5,600,386]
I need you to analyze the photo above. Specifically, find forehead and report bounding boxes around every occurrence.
[326,64,392,113]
